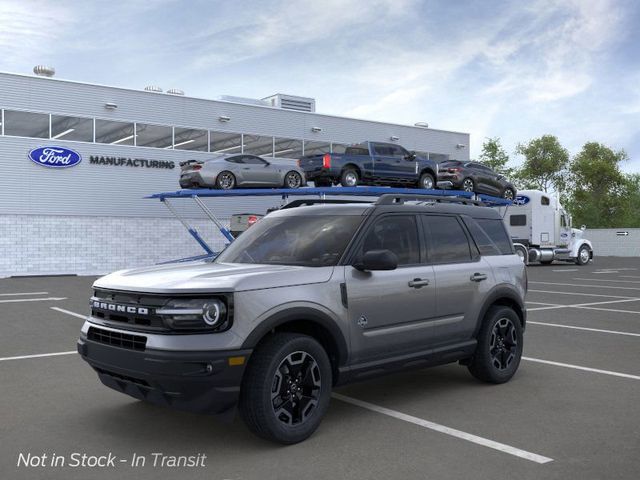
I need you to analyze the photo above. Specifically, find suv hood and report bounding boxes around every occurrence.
[93,261,333,294]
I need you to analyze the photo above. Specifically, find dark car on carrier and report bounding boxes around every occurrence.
[438,160,516,200]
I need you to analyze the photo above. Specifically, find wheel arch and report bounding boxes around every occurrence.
[419,167,436,179]
[342,163,362,177]
[475,286,526,334]
[241,307,349,383]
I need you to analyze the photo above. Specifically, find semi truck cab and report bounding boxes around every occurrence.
[501,190,593,265]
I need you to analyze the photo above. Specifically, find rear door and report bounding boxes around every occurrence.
[422,214,493,343]
[345,214,437,363]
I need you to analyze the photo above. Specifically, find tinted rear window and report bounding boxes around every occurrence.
[345,147,370,156]
[423,216,472,264]
[475,218,513,255]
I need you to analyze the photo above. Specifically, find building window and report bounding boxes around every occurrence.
[51,115,93,142]
[3,110,49,138]
[135,123,172,149]
[210,131,243,154]
[173,127,208,151]
[303,140,330,156]
[273,137,303,159]
[95,119,135,145]
[331,143,348,154]
[244,134,274,156]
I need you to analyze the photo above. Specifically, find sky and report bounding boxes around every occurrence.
[1,0,639,172]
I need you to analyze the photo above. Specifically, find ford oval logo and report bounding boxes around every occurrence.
[514,195,530,206]
[28,146,82,168]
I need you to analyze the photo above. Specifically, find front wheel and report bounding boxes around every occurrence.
[239,333,332,444]
[576,245,591,265]
[216,171,236,190]
[502,187,515,200]
[467,306,523,384]
[418,172,435,190]
[462,177,475,192]
[284,171,303,189]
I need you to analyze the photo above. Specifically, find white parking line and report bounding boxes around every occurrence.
[529,281,640,291]
[527,298,640,312]
[0,291,49,296]
[51,307,87,319]
[552,269,578,272]
[0,297,67,304]
[0,351,76,362]
[575,306,640,315]
[528,321,640,337]
[573,278,640,284]
[526,301,561,306]
[621,275,640,279]
[528,289,638,299]
[523,357,640,381]
[332,393,553,464]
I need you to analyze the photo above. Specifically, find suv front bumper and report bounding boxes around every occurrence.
[77,335,251,416]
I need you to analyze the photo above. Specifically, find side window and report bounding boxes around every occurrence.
[388,145,406,158]
[541,196,550,206]
[226,156,244,164]
[510,215,526,226]
[373,144,393,156]
[243,155,268,165]
[463,218,501,256]
[360,216,420,266]
[475,218,513,255]
[422,215,472,264]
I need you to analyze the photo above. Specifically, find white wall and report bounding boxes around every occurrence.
[584,228,640,257]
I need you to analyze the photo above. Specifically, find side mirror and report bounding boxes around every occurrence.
[581,225,586,231]
[353,249,398,271]
[405,151,417,161]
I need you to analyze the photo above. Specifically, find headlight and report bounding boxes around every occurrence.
[156,297,230,331]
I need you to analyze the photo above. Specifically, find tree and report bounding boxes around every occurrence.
[566,142,631,228]
[514,135,569,192]
[478,137,513,176]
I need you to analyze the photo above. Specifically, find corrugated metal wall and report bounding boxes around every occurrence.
[584,229,640,257]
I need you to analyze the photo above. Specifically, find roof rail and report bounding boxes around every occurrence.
[375,193,485,206]
[280,199,373,209]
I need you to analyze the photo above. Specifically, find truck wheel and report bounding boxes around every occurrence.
[418,172,435,190]
[216,171,236,190]
[467,306,523,384]
[284,171,303,189]
[239,333,332,444]
[462,178,475,192]
[575,245,591,265]
[340,169,359,187]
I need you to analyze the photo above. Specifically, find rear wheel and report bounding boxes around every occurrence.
[418,172,435,190]
[462,178,475,192]
[284,171,303,189]
[216,171,236,190]
[576,245,591,265]
[502,187,515,200]
[239,333,332,444]
[468,306,523,384]
[340,168,359,187]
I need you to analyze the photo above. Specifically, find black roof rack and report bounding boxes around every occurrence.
[280,199,373,209]
[375,193,485,206]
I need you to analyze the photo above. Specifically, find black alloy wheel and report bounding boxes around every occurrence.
[489,317,518,371]
[271,351,321,426]
[503,188,515,200]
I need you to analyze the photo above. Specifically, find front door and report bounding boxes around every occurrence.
[345,214,437,363]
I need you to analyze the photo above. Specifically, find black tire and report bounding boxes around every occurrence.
[462,177,475,192]
[418,172,435,190]
[467,306,523,384]
[239,333,332,444]
[576,245,591,265]
[216,171,236,190]
[502,187,515,200]
[314,179,332,187]
[284,171,303,189]
[340,168,359,187]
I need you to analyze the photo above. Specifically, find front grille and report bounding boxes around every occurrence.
[91,289,170,331]
[88,326,147,351]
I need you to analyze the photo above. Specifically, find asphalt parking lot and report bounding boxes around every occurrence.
[1,257,639,480]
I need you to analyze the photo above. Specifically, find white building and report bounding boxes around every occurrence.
[0,70,470,277]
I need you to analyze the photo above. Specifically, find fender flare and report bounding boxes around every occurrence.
[571,239,593,258]
[474,284,526,335]
[241,306,349,366]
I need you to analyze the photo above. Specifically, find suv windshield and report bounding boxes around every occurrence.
[215,215,363,266]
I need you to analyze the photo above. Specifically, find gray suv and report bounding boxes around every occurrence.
[78,194,527,444]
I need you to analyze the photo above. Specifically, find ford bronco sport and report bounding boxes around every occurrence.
[78,194,527,444]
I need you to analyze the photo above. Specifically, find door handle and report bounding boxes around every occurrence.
[470,273,488,282]
[242,167,250,170]
[408,278,430,288]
